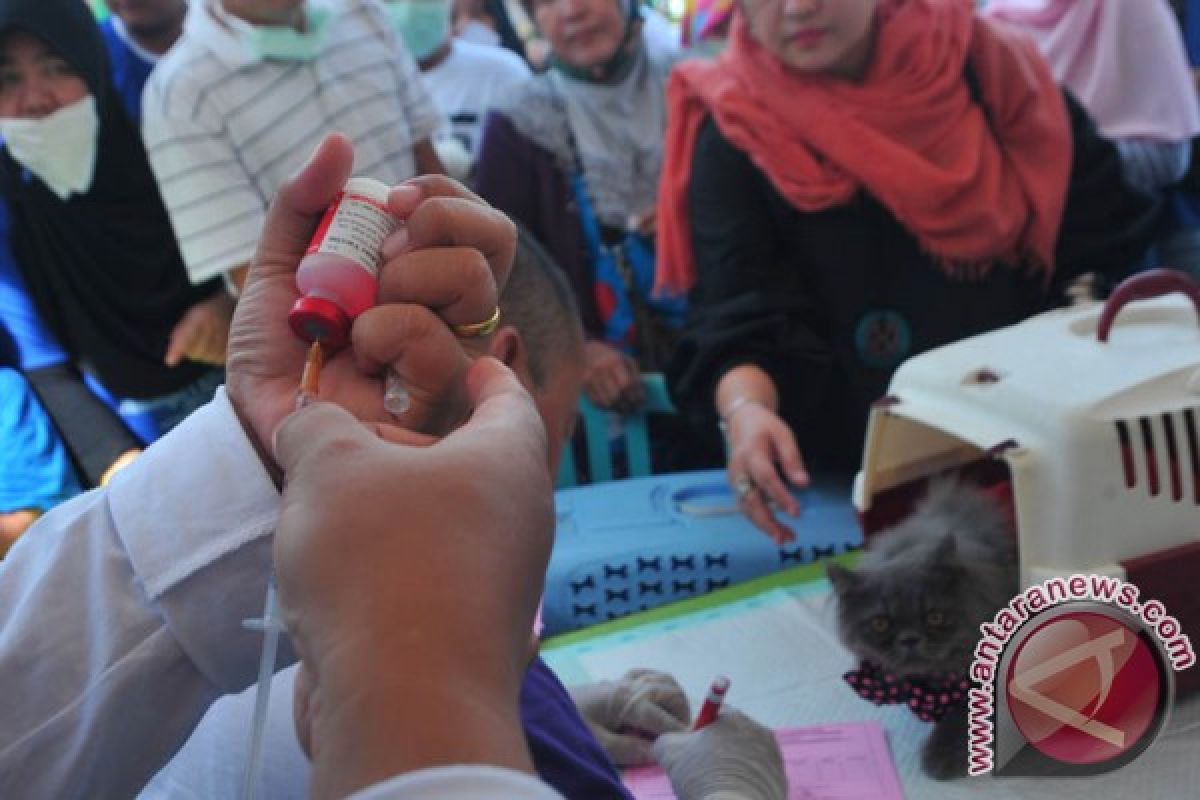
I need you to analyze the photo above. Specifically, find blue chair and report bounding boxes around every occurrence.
[555,373,676,487]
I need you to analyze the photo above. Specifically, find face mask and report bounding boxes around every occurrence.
[386,0,453,62]
[232,4,336,62]
[0,95,100,201]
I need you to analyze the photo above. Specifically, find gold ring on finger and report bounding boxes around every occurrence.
[451,307,501,338]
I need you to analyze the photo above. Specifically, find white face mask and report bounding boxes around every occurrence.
[224,2,336,62]
[385,0,453,62]
[0,95,100,201]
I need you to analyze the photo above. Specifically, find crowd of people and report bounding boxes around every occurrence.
[1,0,1199,796]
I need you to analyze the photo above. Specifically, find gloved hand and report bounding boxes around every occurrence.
[569,669,691,765]
[653,709,788,800]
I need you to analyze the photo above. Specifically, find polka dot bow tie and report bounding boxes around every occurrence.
[843,661,969,723]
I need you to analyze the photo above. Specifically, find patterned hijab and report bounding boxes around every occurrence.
[501,1,675,228]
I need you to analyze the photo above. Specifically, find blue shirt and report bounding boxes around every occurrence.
[99,17,155,123]
[1184,0,1200,65]
[0,367,81,513]
[0,201,68,371]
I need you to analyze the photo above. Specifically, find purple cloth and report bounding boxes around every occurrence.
[522,657,633,799]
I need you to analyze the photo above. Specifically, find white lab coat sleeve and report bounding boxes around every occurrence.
[0,388,284,798]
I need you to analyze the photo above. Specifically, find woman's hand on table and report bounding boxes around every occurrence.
[725,402,808,545]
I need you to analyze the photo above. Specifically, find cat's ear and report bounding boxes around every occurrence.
[827,563,862,595]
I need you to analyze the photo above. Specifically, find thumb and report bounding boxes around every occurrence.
[463,356,533,414]
[625,670,692,729]
[651,729,691,766]
[293,663,315,760]
[272,401,378,481]
[246,133,354,287]
[624,696,690,737]
[448,357,547,457]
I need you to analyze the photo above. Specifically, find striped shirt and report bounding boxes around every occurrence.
[142,0,442,285]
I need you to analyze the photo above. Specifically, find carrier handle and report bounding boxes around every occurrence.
[1097,268,1200,343]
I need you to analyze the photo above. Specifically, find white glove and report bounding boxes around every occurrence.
[653,709,788,800]
[569,669,691,766]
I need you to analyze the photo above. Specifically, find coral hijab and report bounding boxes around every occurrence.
[656,0,1072,294]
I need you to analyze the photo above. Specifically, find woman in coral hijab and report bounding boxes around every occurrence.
[656,0,1159,543]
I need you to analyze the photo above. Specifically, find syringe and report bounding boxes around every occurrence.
[240,580,283,800]
[241,341,324,800]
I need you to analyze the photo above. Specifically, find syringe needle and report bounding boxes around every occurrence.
[295,341,323,410]
[241,578,283,800]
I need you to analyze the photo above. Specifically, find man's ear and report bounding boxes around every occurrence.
[489,325,531,385]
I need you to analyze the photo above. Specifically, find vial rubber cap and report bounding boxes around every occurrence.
[289,296,349,349]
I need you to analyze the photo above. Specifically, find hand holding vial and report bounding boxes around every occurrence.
[224,134,518,474]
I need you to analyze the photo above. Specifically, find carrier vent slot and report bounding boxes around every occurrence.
[1139,417,1160,497]
[1116,420,1136,489]
[1186,410,1200,505]
[1162,414,1183,503]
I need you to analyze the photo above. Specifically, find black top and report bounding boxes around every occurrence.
[475,112,599,335]
[667,92,1160,472]
[0,0,219,400]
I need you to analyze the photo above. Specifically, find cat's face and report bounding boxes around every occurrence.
[828,535,977,676]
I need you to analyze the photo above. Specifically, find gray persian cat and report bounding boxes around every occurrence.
[827,477,1018,780]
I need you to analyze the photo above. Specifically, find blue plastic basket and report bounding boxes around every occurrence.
[544,469,863,635]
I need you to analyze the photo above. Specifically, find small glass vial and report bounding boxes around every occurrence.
[289,177,397,349]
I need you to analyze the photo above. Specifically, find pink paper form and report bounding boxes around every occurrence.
[622,721,905,800]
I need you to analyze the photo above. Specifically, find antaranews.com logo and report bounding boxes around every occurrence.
[967,574,1195,777]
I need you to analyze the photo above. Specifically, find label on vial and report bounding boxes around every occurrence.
[306,189,398,277]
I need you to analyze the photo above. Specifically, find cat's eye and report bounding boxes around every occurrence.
[869,616,890,633]
[926,610,946,626]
